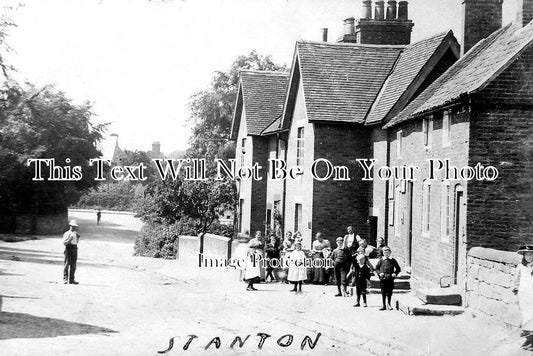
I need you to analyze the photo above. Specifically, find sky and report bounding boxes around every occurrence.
[4,0,518,158]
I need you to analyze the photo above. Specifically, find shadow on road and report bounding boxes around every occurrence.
[0,312,117,340]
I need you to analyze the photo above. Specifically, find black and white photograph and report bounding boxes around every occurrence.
[0,0,532,354]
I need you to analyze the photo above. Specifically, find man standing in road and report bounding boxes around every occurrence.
[63,219,80,284]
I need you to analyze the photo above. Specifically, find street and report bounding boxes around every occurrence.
[0,211,527,355]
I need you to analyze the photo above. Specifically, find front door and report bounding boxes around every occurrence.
[406,181,414,269]
[453,187,465,285]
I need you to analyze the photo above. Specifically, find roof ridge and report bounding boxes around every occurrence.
[239,69,289,76]
[408,30,451,46]
[297,40,406,49]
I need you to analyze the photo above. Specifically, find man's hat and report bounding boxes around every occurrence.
[517,245,533,254]
[68,219,78,227]
[336,237,344,242]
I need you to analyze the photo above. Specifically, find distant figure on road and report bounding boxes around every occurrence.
[96,209,101,225]
[63,219,80,285]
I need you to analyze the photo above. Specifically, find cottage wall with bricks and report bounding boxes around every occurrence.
[312,123,372,248]
[249,137,269,237]
[284,79,316,248]
[387,110,471,287]
[265,134,287,235]
[466,247,522,328]
[466,45,533,251]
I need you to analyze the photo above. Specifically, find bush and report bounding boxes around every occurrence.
[133,218,199,259]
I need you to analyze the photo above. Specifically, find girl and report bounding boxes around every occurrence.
[513,245,533,351]
[287,242,307,292]
[244,238,263,291]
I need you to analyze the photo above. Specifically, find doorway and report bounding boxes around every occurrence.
[453,186,465,285]
[406,181,414,269]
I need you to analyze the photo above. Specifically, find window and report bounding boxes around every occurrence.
[396,130,402,159]
[422,181,431,235]
[423,116,433,147]
[441,181,450,242]
[238,199,244,233]
[294,203,303,232]
[296,127,304,166]
[240,138,246,167]
[394,183,401,237]
[442,111,451,147]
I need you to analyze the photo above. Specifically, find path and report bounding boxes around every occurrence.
[0,211,527,355]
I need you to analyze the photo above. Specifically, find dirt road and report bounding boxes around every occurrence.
[0,211,526,355]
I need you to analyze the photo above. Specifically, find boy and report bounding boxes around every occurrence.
[331,237,351,297]
[375,246,401,310]
[265,235,280,282]
[351,254,372,307]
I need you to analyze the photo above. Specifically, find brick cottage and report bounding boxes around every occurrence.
[230,0,533,307]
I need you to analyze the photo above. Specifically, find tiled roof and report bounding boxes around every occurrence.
[295,41,403,124]
[238,70,289,136]
[385,22,533,128]
[261,115,285,135]
[365,31,454,125]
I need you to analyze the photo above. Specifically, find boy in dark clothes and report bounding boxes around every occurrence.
[331,237,351,297]
[351,254,372,307]
[375,246,401,310]
[264,235,280,282]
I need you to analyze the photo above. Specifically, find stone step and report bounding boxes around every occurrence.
[369,277,411,290]
[397,294,465,316]
[416,288,462,306]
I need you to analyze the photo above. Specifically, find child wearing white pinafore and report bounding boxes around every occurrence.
[512,245,533,351]
[287,242,307,292]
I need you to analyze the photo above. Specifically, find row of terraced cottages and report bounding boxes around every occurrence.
[230,0,533,289]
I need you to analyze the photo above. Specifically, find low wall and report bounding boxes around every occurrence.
[0,212,67,235]
[178,235,199,260]
[203,233,231,261]
[466,247,522,328]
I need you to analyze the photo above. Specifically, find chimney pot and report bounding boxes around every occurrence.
[398,1,408,20]
[321,28,328,42]
[362,0,372,19]
[386,1,397,20]
[375,1,385,20]
[343,17,355,35]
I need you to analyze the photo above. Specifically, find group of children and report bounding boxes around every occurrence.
[243,228,401,311]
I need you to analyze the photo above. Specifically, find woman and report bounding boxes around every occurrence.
[287,242,307,292]
[310,232,330,284]
[279,231,294,284]
[513,245,533,351]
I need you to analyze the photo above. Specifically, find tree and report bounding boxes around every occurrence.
[0,83,105,225]
[187,51,287,161]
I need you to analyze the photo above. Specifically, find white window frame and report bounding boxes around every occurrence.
[422,180,431,236]
[440,180,450,242]
[396,130,402,159]
[423,116,433,148]
[296,127,305,166]
[442,111,451,147]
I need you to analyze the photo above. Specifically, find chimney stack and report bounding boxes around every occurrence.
[462,0,503,56]
[398,1,408,20]
[386,1,397,20]
[362,0,372,19]
[321,28,328,42]
[516,0,533,27]
[375,1,385,20]
[152,141,161,154]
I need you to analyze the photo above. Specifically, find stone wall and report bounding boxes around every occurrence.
[202,233,232,261]
[177,235,199,261]
[466,247,522,328]
[0,211,67,235]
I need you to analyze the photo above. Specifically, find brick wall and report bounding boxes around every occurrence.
[355,19,413,45]
[462,0,503,55]
[236,107,252,235]
[388,110,470,286]
[466,247,522,328]
[249,137,270,237]
[467,46,533,250]
[312,123,372,248]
